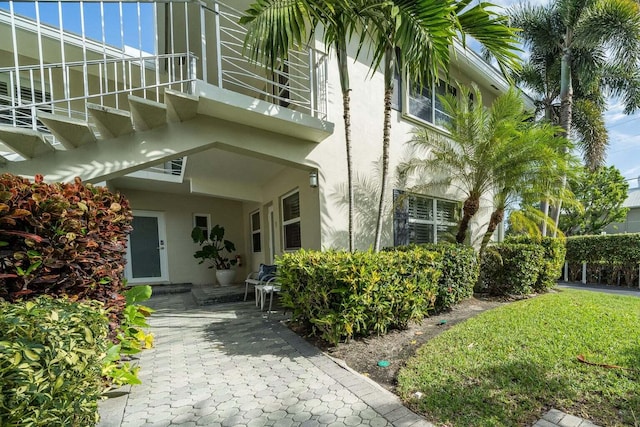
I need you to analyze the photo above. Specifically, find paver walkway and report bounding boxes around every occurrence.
[98,293,601,427]
[99,293,431,427]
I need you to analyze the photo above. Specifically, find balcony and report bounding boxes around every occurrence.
[0,0,330,165]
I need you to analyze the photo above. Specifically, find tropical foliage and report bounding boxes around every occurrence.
[368,0,521,251]
[0,173,133,335]
[559,166,629,235]
[511,0,640,170]
[0,297,110,426]
[399,85,573,251]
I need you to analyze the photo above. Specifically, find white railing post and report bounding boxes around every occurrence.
[214,2,223,87]
[308,49,315,117]
[199,2,208,83]
[582,262,587,284]
[564,262,568,281]
[190,54,198,94]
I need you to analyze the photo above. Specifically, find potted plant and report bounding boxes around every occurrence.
[191,224,237,286]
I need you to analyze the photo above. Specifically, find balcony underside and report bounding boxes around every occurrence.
[1,83,331,184]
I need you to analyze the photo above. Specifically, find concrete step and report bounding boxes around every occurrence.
[190,283,249,306]
[165,88,198,122]
[0,125,54,159]
[129,95,167,131]
[37,111,96,149]
[87,103,134,139]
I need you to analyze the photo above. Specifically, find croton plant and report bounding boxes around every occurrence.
[0,173,133,333]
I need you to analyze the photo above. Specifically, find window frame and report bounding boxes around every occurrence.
[281,189,301,251]
[394,190,460,245]
[405,78,456,130]
[250,210,262,253]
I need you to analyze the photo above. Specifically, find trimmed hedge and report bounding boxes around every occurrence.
[386,243,478,310]
[0,174,132,334]
[565,234,640,286]
[0,297,110,426]
[479,243,545,296]
[505,236,566,292]
[278,249,441,344]
[565,234,640,264]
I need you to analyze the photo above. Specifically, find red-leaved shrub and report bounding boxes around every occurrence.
[0,173,132,332]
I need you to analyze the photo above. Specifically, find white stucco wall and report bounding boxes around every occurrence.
[118,188,248,285]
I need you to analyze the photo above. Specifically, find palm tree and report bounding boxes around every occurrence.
[367,0,521,252]
[398,85,572,250]
[511,0,640,232]
[240,0,359,251]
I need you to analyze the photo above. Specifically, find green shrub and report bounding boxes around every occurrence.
[278,249,441,344]
[0,173,133,333]
[564,234,640,286]
[479,243,545,296]
[565,234,640,264]
[386,243,478,310]
[505,236,566,292]
[103,285,155,388]
[0,297,110,426]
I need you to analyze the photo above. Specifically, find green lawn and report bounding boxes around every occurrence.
[397,290,640,426]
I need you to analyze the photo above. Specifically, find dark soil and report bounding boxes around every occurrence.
[293,296,507,392]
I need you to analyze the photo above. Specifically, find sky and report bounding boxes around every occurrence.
[490,0,640,189]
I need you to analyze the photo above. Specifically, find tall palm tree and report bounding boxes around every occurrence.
[511,0,640,232]
[367,0,521,252]
[240,0,359,251]
[398,85,573,249]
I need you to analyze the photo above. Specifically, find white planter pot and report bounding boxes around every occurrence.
[215,269,235,287]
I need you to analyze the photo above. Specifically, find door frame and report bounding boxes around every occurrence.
[268,205,276,264]
[125,210,170,284]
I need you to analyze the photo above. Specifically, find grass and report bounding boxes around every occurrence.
[397,289,640,426]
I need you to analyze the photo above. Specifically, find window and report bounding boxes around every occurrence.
[393,190,459,245]
[193,213,210,235]
[407,80,456,127]
[251,210,261,253]
[282,191,301,250]
[0,81,52,128]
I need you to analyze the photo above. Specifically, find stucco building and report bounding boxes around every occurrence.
[0,0,511,286]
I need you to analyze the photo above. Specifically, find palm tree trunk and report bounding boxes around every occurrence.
[552,45,573,235]
[480,208,505,253]
[540,101,553,237]
[456,195,480,244]
[337,44,354,252]
[374,47,394,252]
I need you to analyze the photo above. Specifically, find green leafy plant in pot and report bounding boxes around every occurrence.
[191,224,237,286]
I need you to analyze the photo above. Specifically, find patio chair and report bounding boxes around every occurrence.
[244,263,277,303]
[254,276,282,317]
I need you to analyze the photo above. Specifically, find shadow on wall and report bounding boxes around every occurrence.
[325,170,394,251]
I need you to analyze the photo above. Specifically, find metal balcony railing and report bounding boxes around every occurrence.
[0,0,328,138]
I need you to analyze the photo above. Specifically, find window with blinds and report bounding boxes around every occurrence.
[394,190,459,245]
[282,191,301,250]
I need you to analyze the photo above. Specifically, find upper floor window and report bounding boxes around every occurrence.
[251,210,262,253]
[393,190,459,245]
[282,190,301,251]
[408,80,456,127]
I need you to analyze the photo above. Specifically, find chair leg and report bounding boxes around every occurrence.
[244,281,248,301]
[267,291,275,318]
